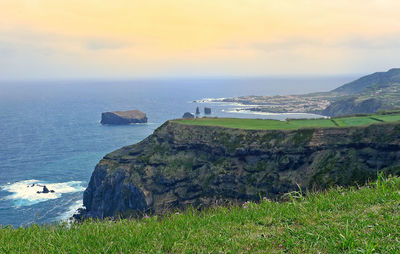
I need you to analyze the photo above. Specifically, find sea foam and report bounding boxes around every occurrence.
[1,179,85,207]
[59,199,84,222]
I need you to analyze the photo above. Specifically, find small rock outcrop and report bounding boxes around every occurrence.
[42,186,50,193]
[182,112,195,118]
[204,107,211,115]
[101,110,147,125]
[196,107,200,115]
[36,185,55,194]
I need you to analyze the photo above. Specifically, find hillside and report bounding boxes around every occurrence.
[2,176,399,253]
[320,69,400,116]
[78,116,400,220]
[332,68,400,95]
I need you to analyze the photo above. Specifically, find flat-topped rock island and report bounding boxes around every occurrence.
[101,110,148,125]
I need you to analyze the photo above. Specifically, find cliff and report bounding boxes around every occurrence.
[320,97,384,117]
[80,121,400,219]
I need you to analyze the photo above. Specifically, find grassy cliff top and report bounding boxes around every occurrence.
[174,113,400,130]
[1,176,399,253]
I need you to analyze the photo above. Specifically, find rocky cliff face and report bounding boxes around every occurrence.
[321,97,384,117]
[81,121,400,219]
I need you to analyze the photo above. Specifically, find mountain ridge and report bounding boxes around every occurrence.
[320,68,400,116]
[332,68,400,95]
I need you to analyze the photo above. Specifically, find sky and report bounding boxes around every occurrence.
[1,0,400,80]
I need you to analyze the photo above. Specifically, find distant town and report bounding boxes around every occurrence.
[206,94,332,114]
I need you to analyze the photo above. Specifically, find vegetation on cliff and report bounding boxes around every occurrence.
[1,175,399,253]
[80,117,400,220]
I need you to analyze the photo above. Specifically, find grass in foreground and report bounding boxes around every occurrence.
[174,113,400,130]
[1,176,399,253]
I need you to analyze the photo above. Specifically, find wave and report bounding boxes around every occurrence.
[59,199,84,222]
[223,109,283,116]
[193,97,226,103]
[1,179,85,207]
[194,98,265,108]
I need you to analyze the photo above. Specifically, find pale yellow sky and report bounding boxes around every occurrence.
[1,0,400,79]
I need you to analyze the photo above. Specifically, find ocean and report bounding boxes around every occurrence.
[0,76,354,227]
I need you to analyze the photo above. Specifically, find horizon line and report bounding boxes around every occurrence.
[0,73,361,83]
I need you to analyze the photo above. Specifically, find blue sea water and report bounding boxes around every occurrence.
[0,76,354,227]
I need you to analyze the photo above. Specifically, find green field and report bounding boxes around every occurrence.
[1,176,399,253]
[374,114,400,122]
[175,113,400,130]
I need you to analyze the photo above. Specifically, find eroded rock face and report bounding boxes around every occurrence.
[83,166,147,218]
[80,121,400,219]
[321,98,383,117]
[101,110,147,125]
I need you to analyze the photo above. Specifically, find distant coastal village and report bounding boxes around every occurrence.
[197,94,331,114]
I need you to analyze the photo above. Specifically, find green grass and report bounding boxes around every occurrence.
[286,118,336,128]
[176,118,296,130]
[174,113,400,130]
[333,116,378,127]
[1,176,400,253]
[373,114,400,122]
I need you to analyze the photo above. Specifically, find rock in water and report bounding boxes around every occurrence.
[196,107,200,115]
[37,185,54,194]
[182,112,195,118]
[204,107,211,114]
[42,185,50,193]
[101,110,147,125]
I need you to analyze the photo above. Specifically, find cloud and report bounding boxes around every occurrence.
[338,35,400,49]
[248,34,400,53]
[251,38,326,52]
[0,39,54,58]
[0,28,71,57]
[0,42,16,57]
[85,38,132,50]
[0,28,133,53]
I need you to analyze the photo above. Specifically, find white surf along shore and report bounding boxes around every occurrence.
[1,179,85,207]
